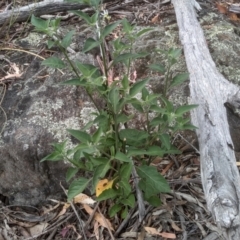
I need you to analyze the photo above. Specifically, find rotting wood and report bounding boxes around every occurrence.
[172,0,240,238]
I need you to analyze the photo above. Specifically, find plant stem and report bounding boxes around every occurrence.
[58,45,101,113]
[163,60,172,98]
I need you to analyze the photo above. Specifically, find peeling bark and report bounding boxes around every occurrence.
[172,0,240,238]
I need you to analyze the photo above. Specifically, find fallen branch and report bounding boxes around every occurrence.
[0,0,113,27]
[172,0,240,238]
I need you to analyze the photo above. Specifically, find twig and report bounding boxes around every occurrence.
[25,213,74,240]
[131,162,145,223]
[84,201,99,231]
[114,206,136,237]
[0,83,7,135]
[177,133,200,154]
[46,227,58,240]
[60,183,87,240]
[97,206,115,240]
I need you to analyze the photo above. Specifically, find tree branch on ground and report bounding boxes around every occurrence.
[0,0,114,27]
[172,0,240,238]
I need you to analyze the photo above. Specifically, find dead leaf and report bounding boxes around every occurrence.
[144,227,176,239]
[56,203,70,218]
[83,204,114,231]
[29,223,48,237]
[229,12,239,21]
[94,221,100,240]
[130,70,137,83]
[151,14,160,24]
[144,227,160,235]
[60,225,81,239]
[0,60,23,81]
[216,3,228,14]
[160,232,176,239]
[96,179,114,197]
[74,193,96,205]
[170,220,182,232]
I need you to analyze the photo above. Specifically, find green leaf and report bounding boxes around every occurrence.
[168,48,182,59]
[113,52,148,64]
[70,10,91,24]
[94,114,109,132]
[160,134,171,150]
[40,151,63,162]
[108,87,119,113]
[166,146,181,154]
[82,120,94,131]
[146,94,159,104]
[83,38,100,53]
[122,18,133,33]
[142,87,149,101]
[170,73,189,88]
[61,78,87,86]
[31,15,48,31]
[170,57,177,65]
[75,62,99,77]
[72,144,96,160]
[61,30,75,49]
[50,18,61,29]
[116,113,133,124]
[109,204,122,218]
[147,195,162,207]
[124,194,135,208]
[160,96,174,112]
[148,64,165,73]
[90,12,98,24]
[92,127,102,143]
[137,165,170,199]
[129,78,149,97]
[131,101,144,113]
[51,141,67,152]
[90,0,101,7]
[66,167,78,182]
[175,104,198,116]
[150,116,165,127]
[121,207,128,219]
[115,151,131,163]
[137,28,153,37]
[120,163,132,180]
[181,123,198,130]
[119,179,131,196]
[121,75,129,89]
[101,21,121,39]
[96,188,118,201]
[127,148,147,157]
[90,157,109,166]
[149,105,166,113]
[42,57,65,69]
[69,158,85,169]
[68,177,91,201]
[116,98,126,113]
[47,40,55,49]
[146,146,165,157]
[41,142,66,162]
[67,129,91,143]
[92,162,111,188]
[119,129,149,147]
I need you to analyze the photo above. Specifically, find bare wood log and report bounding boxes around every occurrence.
[172,0,240,238]
[229,4,240,14]
[0,0,113,27]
